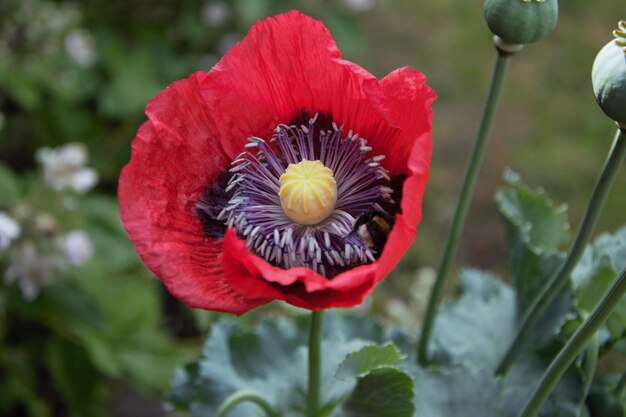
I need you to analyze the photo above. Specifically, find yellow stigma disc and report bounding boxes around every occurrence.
[278,159,337,225]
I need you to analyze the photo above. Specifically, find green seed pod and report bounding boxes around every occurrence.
[592,21,626,128]
[484,0,559,45]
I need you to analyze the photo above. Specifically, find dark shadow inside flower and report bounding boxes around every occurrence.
[196,109,404,279]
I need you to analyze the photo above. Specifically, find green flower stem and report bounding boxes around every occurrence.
[308,310,324,417]
[417,45,515,365]
[581,327,600,399]
[215,390,278,417]
[496,128,626,375]
[614,369,626,398]
[519,266,626,417]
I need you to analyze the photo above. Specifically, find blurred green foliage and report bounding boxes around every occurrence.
[1,0,625,415]
[0,161,193,416]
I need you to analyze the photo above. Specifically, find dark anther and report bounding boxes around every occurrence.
[196,171,233,240]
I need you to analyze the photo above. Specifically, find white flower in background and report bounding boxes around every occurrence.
[4,241,58,301]
[342,0,376,12]
[36,143,98,193]
[201,1,230,27]
[34,212,58,235]
[64,29,96,67]
[0,211,20,250]
[62,230,94,265]
[386,298,410,319]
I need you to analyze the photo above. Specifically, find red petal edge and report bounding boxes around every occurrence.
[119,74,271,315]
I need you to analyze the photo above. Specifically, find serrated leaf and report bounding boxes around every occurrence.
[496,171,570,311]
[572,226,626,341]
[429,268,575,370]
[495,172,577,354]
[336,344,404,380]
[416,270,584,417]
[342,368,414,417]
[430,269,516,369]
[413,366,501,417]
[498,170,570,252]
[410,358,583,417]
[167,316,375,417]
[502,356,584,417]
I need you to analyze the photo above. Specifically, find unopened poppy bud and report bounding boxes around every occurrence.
[484,0,559,45]
[592,21,626,129]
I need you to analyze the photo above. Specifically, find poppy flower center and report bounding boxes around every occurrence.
[197,111,397,278]
[278,159,338,225]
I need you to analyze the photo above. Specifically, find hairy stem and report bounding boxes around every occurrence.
[496,128,626,375]
[519,266,626,417]
[215,390,278,417]
[417,45,514,365]
[308,310,324,417]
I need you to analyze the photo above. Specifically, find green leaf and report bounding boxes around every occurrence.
[415,270,584,417]
[342,368,414,417]
[498,169,570,251]
[81,195,140,272]
[412,366,501,417]
[495,171,576,354]
[0,163,19,201]
[429,268,572,369]
[167,316,373,417]
[430,269,516,369]
[496,169,570,311]
[70,268,188,391]
[410,359,583,417]
[572,226,626,341]
[45,338,107,417]
[503,356,585,417]
[336,344,404,380]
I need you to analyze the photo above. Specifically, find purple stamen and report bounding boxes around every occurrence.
[198,111,394,278]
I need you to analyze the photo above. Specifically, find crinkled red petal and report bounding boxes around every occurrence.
[220,66,435,309]
[372,67,435,283]
[197,11,408,170]
[222,228,376,310]
[119,74,269,315]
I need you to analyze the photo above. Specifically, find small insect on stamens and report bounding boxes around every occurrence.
[353,210,396,255]
[198,110,396,277]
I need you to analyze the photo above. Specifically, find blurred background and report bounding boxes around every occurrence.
[0,0,624,416]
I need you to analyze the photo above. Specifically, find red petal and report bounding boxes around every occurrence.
[222,228,378,309]
[198,11,401,167]
[367,67,435,283]
[119,75,267,315]
[217,65,436,310]
[379,67,435,227]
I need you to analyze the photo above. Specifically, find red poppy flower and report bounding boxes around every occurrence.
[119,11,435,315]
